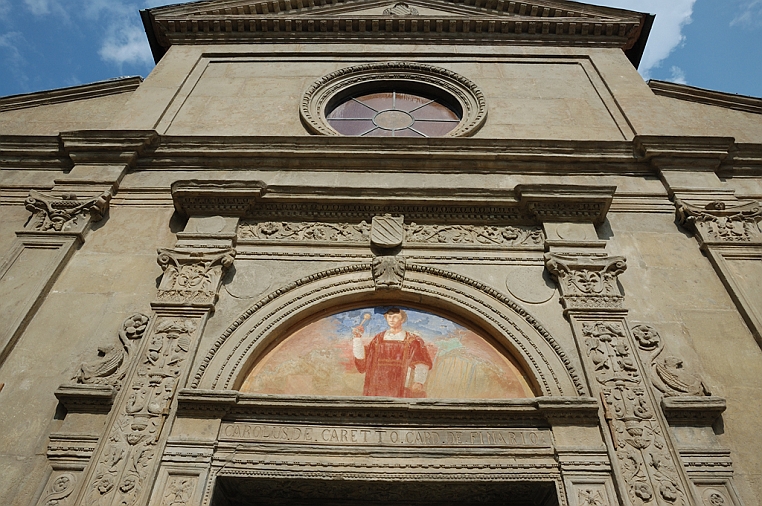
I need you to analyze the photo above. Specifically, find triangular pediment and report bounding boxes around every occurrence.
[142,0,651,65]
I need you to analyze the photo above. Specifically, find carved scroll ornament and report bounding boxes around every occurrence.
[676,199,762,244]
[156,248,235,305]
[74,313,150,392]
[85,318,197,506]
[24,190,110,232]
[544,254,627,310]
[406,223,544,247]
[237,220,370,242]
[632,325,710,398]
[582,322,689,506]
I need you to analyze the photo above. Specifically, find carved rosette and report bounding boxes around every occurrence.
[156,248,235,306]
[632,325,710,398]
[675,199,762,245]
[581,322,691,506]
[84,318,198,506]
[24,190,111,233]
[74,313,150,392]
[544,254,627,311]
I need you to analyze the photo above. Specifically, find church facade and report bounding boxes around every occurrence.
[1,1,761,505]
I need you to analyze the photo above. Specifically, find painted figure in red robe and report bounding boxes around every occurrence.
[352,308,433,398]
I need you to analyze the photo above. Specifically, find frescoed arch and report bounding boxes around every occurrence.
[190,263,585,397]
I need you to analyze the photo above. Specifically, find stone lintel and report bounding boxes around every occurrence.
[661,396,727,425]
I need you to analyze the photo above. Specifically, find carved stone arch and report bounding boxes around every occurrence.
[191,263,585,397]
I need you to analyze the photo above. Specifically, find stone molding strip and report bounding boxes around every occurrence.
[176,389,599,423]
[649,80,762,115]
[0,76,142,112]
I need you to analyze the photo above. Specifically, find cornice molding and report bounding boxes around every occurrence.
[176,389,599,423]
[0,77,142,113]
[170,180,617,225]
[60,130,159,165]
[142,0,647,62]
[649,80,762,116]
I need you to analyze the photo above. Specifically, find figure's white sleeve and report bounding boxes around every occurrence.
[352,338,365,359]
[413,363,428,384]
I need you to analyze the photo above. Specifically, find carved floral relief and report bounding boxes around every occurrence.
[24,190,110,232]
[544,254,627,310]
[85,318,198,506]
[241,306,534,400]
[581,322,689,506]
[156,248,235,305]
[237,219,544,247]
[676,199,762,243]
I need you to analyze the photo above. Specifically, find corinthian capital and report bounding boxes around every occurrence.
[676,199,762,245]
[24,190,111,233]
[544,253,627,311]
[155,248,235,307]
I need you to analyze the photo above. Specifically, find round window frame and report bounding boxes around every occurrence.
[300,62,487,138]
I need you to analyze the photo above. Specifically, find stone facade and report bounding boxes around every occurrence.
[0,1,761,505]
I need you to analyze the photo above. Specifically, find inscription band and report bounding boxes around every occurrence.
[220,423,551,448]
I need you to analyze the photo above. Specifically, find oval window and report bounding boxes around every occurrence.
[326,89,462,137]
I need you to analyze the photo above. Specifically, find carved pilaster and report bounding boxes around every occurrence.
[675,199,762,347]
[70,245,234,506]
[544,254,627,313]
[0,191,113,368]
[544,253,698,506]
[155,248,236,307]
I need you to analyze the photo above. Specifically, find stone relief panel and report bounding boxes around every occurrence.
[74,314,150,392]
[84,318,198,506]
[240,306,534,400]
[676,199,762,244]
[156,248,235,305]
[581,322,690,506]
[24,190,111,233]
[36,471,78,506]
[405,223,544,246]
[632,325,710,398]
[161,476,197,506]
[237,220,370,242]
[237,218,544,248]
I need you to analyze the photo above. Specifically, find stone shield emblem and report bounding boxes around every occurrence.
[370,214,404,248]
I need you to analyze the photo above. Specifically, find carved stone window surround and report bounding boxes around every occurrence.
[300,62,487,137]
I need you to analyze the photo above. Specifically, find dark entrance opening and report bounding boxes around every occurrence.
[211,477,560,506]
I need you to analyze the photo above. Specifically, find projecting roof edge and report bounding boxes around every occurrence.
[141,0,651,66]
[649,80,762,115]
[0,76,143,112]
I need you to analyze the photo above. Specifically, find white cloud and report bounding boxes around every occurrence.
[669,66,687,85]
[0,0,11,20]
[584,0,697,79]
[0,31,29,90]
[99,22,153,67]
[731,0,762,27]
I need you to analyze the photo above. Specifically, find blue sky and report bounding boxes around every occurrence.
[0,0,761,98]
